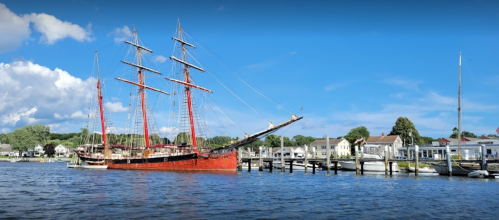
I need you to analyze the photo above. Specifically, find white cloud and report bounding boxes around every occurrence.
[0,61,96,130]
[154,55,167,63]
[104,102,129,113]
[0,3,31,53]
[0,3,92,52]
[24,13,92,45]
[111,25,132,43]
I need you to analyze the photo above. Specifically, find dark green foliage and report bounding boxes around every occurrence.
[389,117,420,145]
[449,127,477,138]
[43,144,55,157]
[292,135,316,146]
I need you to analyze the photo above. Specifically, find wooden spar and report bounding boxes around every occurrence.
[458,52,462,159]
[164,77,212,93]
[170,20,204,151]
[115,25,169,148]
[95,51,107,152]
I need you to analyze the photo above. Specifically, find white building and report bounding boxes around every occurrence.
[34,144,45,157]
[55,144,69,157]
[0,144,19,156]
[309,138,351,159]
[365,134,402,157]
[272,146,306,159]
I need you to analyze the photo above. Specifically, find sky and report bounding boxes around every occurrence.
[1,0,499,140]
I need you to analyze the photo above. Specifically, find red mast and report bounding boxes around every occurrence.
[168,20,212,153]
[115,25,170,148]
[95,51,107,151]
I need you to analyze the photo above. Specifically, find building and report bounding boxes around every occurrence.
[54,144,69,157]
[365,133,402,157]
[309,138,351,159]
[34,144,45,157]
[0,144,19,157]
[272,146,306,159]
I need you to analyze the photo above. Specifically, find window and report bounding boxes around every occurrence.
[322,152,326,155]
[321,146,326,149]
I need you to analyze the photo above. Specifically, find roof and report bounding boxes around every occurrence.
[0,144,13,151]
[366,135,400,143]
[310,138,344,146]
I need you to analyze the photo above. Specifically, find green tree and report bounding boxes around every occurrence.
[292,135,316,146]
[149,134,162,145]
[0,133,8,144]
[175,132,191,145]
[265,134,281,148]
[25,124,50,145]
[449,127,477,138]
[43,143,56,157]
[344,126,370,155]
[389,117,420,146]
[207,136,232,148]
[487,134,499,138]
[7,127,38,156]
[419,136,435,145]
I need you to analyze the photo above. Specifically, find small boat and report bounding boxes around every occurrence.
[80,161,107,169]
[408,166,436,173]
[340,153,400,172]
[9,158,21,162]
[432,163,481,176]
[468,170,489,178]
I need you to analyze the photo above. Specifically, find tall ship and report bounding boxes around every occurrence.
[77,21,302,171]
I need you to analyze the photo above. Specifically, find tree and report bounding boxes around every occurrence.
[0,133,8,144]
[149,134,162,145]
[25,124,50,146]
[292,135,316,146]
[43,143,56,157]
[7,127,38,156]
[449,127,477,138]
[265,134,280,148]
[419,136,435,145]
[487,134,499,138]
[174,132,191,145]
[207,136,232,148]
[389,117,420,146]
[344,126,370,155]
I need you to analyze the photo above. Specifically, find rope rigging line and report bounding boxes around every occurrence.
[183,30,294,115]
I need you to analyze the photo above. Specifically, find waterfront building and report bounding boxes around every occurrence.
[309,138,351,159]
[0,144,19,156]
[272,146,306,159]
[365,133,402,157]
[55,144,69,157]
[34,145,44,157]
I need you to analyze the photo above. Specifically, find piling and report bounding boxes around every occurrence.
[248,158,251,172]
[415,145,419,176]
[290,160,293,173]
[269,161,273,172]
[389,161,393,176]
[360,161,364,175]
[355,145,360,174]
[280,136,285,173]
[259,146,263,171]
[326,135,331,174]
[481,144,487,170]
[304,145,308,174]
[237,148,243,171]
[446,145,452,176]
[334,161,338,174]
[312,162,316,174]
[384,145,388,175]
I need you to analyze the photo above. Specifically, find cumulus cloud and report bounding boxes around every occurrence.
[111,25,132,43]
[154,55,167,63]
[0,3,31,53]
[0,61,96,130]
[25,13,93,44]
[104,102,129,113]
[0,3,92,53]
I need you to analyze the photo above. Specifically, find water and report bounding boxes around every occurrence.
[0,162,498,220]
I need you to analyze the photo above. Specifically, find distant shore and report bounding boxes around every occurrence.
[0,157,70,162]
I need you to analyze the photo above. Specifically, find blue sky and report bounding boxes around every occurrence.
[1,0,499,140]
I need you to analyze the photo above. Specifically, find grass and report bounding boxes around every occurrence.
[398,162,433,168]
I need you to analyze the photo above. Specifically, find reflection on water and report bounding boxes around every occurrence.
[0,162,498,219]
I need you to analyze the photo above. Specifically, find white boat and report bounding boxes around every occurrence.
[468,170,489,178]
[433,163,481,176]
[408,166,436,173]
[9,158,21,162]
[273,160,315,170]
[340,154,400,172]
[80,164,108,169]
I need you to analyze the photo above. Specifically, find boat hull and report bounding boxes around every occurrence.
[340,161,400,172]
[272,162,315,170]
[80,165,108,169]
[432,164,481,176]
[408,166,437,173]
[78,151,238,172]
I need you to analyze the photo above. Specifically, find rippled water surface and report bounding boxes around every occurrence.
[1,162,498,219]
